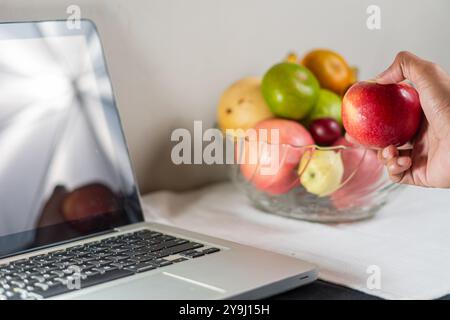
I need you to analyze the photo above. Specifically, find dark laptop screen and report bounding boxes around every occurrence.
[0,20,143,258]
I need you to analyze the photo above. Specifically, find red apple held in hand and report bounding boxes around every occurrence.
[239,119,314,195]
[342,81,422,148]
[330,137,383,210]
[309,118,342,146]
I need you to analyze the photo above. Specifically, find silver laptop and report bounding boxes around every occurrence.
[0,20,317,300]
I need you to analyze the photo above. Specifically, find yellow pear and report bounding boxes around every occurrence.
[217,77,273,136]
[298,150,344,197]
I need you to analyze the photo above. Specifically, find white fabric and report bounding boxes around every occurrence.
[142,182,450,299]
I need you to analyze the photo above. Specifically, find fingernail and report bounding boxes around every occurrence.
[382,148,390,159]
[397,157,409,167]
[388,163,397,172]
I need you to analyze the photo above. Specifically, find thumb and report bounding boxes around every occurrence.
[376,51,429,86]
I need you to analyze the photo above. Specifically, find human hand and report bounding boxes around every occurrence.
[374,51,450,188]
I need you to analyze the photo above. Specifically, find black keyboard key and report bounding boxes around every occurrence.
[129,254,157,263]
[10,280,25,289]
[30,275,46,283]
[110,248,129,254]
[80,268,134,288]
[52,263,70,270]
[73,251,90,257]
[192,243,203,249]
[202,247,220,254]
[174,239,189,245]
[3,291,23,300]
[41,273,59,281]
[158,235,176,242]
[33,258,58,267]
[154,259,172,267]
[85,241,101,247]
[94,252,113,259]
[91,265,117,274]
[82,269,99,277]
[50,270,65,278]
[136,231,161,239]
[11,259,29,265]
[153,239,190,251]
[156,242,204,258]
[105,255,128,262]
[109,261,135,269]
[144,238,163,245]
[134,229,152,235]
[127,243,145,250]
[66,245,84,252]
[86,260,111,268]
[33,282,71,299]
[171,257,188,263]
[124,262,156,273]
[125,248,149,257]
[33,266,57,274]
[185,251,205,258]
[77,255,97,263]
[12,272,28,279]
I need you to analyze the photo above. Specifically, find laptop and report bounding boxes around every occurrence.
[0,20,317,300]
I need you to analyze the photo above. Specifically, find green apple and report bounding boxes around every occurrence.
[298,150,344,197]
[261,62,320,120]
[305,89,342,126]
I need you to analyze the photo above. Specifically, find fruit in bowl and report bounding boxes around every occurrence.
[308,118,342,146]
[304,89,342,126]
[261,62,320,120]
[238,118,314,195]
[217,77,273,135]
[220,48,401,222]
[298,149,344,197]
[342,81,422,148]
[302,49,355,96]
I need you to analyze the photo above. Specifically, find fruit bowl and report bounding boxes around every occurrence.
[230,135,402,223]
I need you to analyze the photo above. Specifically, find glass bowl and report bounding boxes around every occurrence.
[229,135,402,223]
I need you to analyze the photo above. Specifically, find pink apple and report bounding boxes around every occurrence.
[331,137,383,209]
[239,119,314,195]
[342,81,422,148]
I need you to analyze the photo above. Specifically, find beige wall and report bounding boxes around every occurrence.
[0,0,449,193]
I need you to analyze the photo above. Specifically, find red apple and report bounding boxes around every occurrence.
[342,81,422,148]
[331,137,383,209]
[239,119,314,195]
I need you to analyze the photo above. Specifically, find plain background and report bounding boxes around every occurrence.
[0,0,448,193]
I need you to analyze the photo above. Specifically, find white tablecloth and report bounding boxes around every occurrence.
[142,182,450,299]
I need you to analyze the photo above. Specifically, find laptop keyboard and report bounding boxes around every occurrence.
[0,229,220,300]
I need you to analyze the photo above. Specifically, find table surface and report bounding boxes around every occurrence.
[272,280,450,300]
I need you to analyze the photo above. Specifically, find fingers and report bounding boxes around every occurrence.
[378,145,414,185]
[386,156,412,176]
[376,51,429,85]
[377,145,398,163]
[386,157,413,184]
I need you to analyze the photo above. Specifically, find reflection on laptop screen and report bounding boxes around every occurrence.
[0,20,143,257]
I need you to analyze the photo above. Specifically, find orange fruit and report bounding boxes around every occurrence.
[302,49,354,96]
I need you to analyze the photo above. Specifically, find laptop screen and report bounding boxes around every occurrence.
[0,20,143,258]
